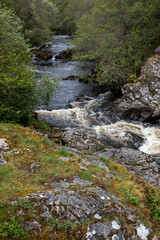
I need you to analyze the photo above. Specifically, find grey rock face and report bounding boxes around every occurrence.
[61,127,144,151]
[0,138,9,152]
[94,148,160,187]
[114,55,160,117]
[17,178,154,240]
[25,221,41,231]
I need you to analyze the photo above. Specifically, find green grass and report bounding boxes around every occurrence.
[21,138,39,149]
[56,149,74,157]
[39,153,57,163]
[0,165,16,187]
[145,187,160,221]
[46,217,77,233]
[65,167,71,172]
[42,138,56,147]
[92,165,105,173]
[78,170,93,182]
[121,187,140,206]
[100,156,110,166]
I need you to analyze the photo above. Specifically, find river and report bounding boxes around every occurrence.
[33,35,95,110]
[35,36,160,157]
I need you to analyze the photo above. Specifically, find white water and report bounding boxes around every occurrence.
[35,36,160,156]
[37,103,160,156]
[95,122,160,156]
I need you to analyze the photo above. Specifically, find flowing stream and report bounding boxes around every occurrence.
[35,36,160,157]
[33,35,95,110]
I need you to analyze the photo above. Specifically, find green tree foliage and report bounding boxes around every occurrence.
[74,0,160,89]
[13,0,59,44]
[0,5,58,123]
[52,0,96,35]
[51,0,76,34]
[1,0,58,44]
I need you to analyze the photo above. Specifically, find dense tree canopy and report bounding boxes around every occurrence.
[73,0,160,89]
[0,5,58,123]
[1,0,58,44]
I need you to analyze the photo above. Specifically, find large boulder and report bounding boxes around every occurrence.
[30,49,54,61]
[113,55,160,117]
[121,107,154,122]
[55,49,73,61]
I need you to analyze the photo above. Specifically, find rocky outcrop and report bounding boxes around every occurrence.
[10,176,157,240]
[113,55,160,117]
[94,148,160,187]
[61,127,144,152]
[30,48,54,61]
[55,49,73,61]
[121,107,154,122]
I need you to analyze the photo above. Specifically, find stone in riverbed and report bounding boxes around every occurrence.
[121,107,153,122]
[30,49,54,61]
[55,49,73,61]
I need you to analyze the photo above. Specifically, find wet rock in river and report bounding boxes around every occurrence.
[121,107,153,122]
[55,49,73,61]
[61,127,144,152]
[30,49,54,61]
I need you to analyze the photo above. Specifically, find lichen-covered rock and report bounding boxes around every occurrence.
[0,138,9,152]
[94,148,160,187]
[114,55,160,117]
[10,178,156,240]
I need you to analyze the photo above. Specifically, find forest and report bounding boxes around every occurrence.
[0,0,160,120]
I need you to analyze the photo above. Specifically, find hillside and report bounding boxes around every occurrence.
[0,123,159,239]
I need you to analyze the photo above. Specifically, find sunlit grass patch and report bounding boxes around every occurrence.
[99,156,110,166]
[56,149,74,157]
[78,170,93,182]
[0,165,16,187]
[42,138,56,147]
[39,153,57,164]
[21,138,40,149]
[121,186,141,206]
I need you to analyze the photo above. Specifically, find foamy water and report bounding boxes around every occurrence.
[36,105,160,156]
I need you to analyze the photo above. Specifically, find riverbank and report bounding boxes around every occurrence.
[0,122,159,239]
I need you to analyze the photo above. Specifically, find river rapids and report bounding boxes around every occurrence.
[35,36,160,157]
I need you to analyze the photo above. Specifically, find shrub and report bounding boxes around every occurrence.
[0,217,26,239]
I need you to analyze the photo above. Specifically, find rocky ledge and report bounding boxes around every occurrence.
[113,55,160,121]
